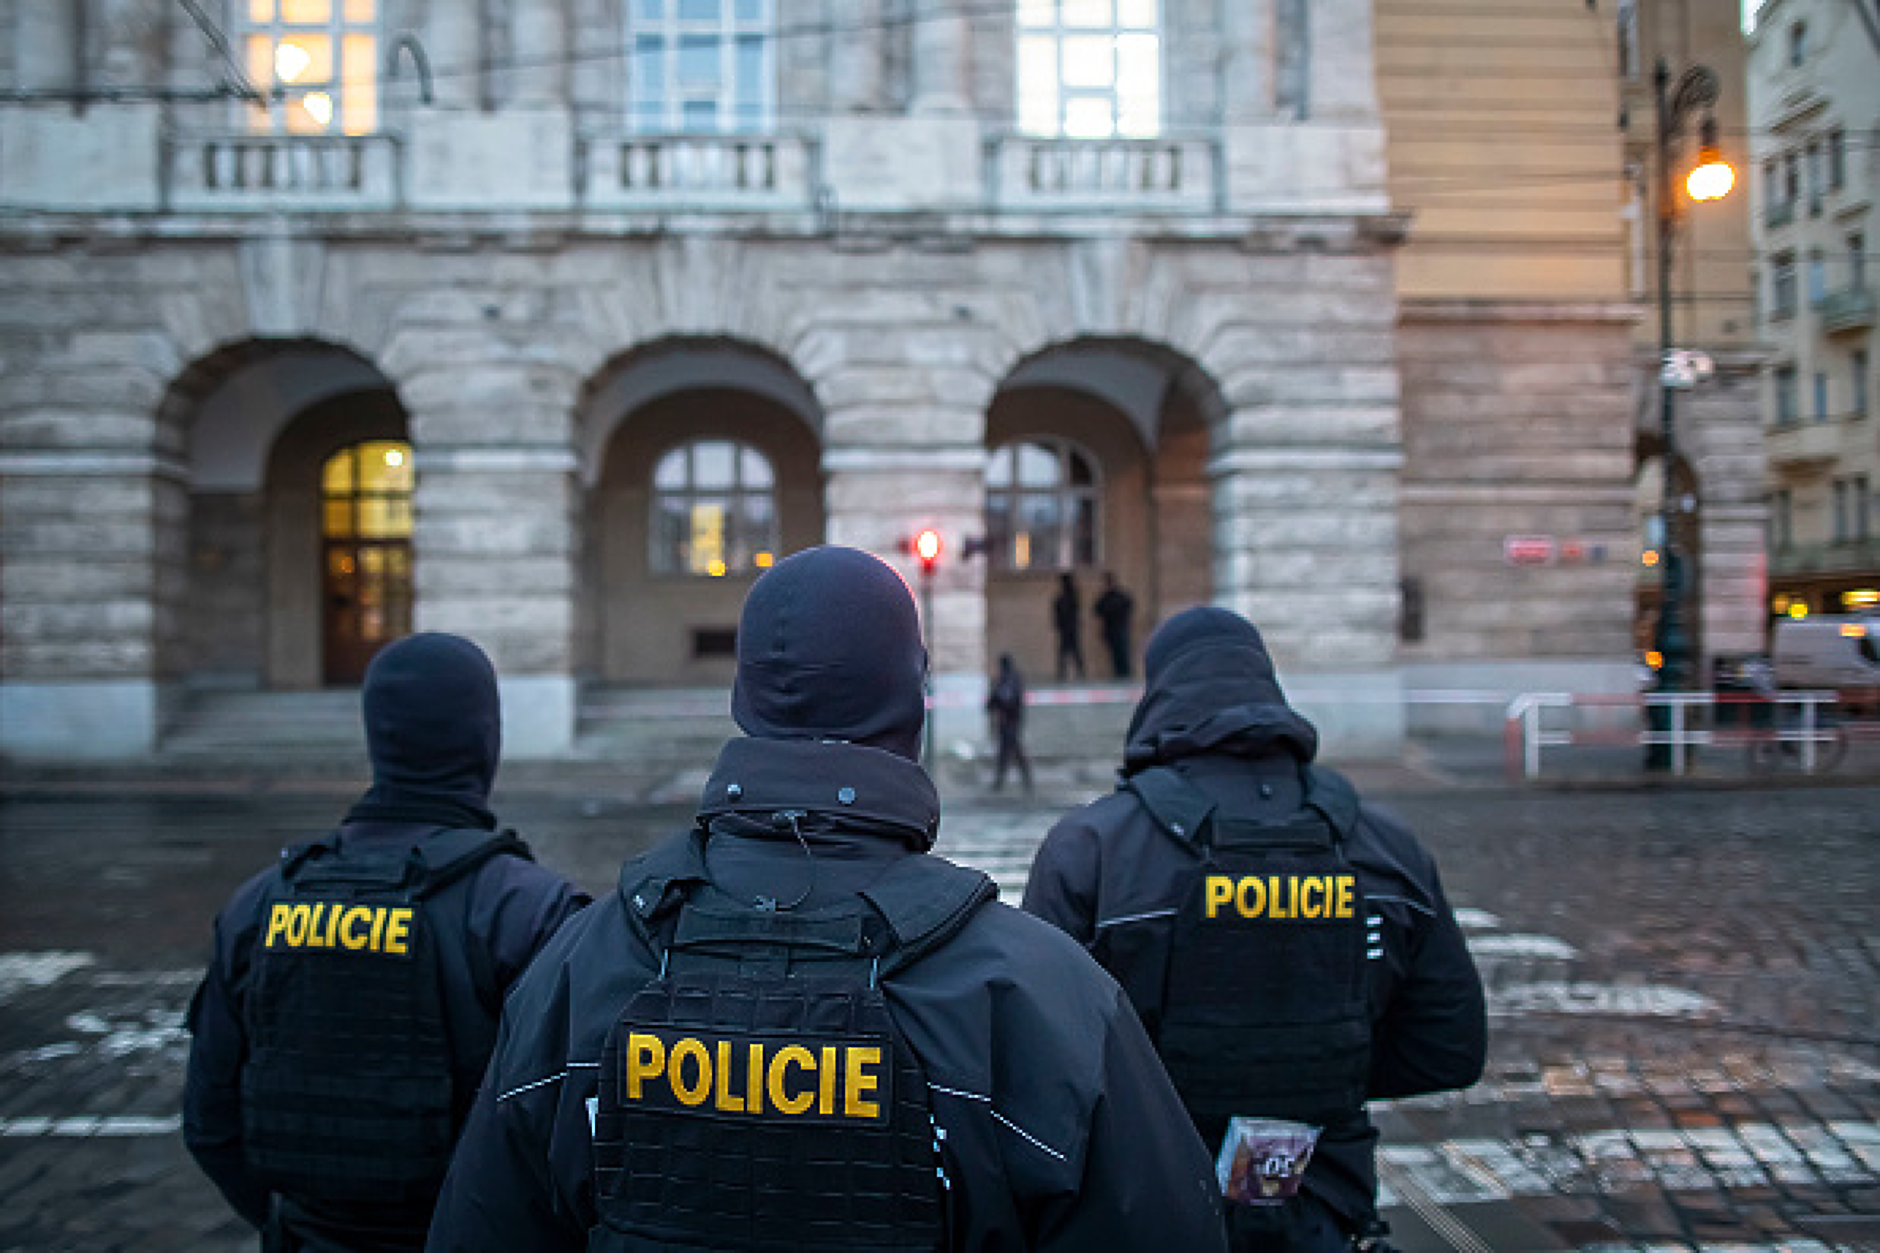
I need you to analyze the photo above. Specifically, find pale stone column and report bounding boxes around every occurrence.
[1688,362,1771,665]
[1304,0,1380,121]
[818,357,991,765]
[394,349,583,757]
[910,0,970,114]
[0,327,184,759]
[510,0,568,107]
[425,0,483,109]
[1219,0,1274,121]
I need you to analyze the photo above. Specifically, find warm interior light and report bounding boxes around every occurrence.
[302,92,334,125]
[1788,602,1809,619]
[383,448,403,467]
[1843,588,1879,609]
[754,551,774,569]
[1641,548,1661,568]
[1686,148,1735,201]
[1645,650,1665,670]
[275,40,312,83]
[707,559,727,578]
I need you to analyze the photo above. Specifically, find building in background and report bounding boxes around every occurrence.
[1749,0,1880,622]
[1,1,1740,761]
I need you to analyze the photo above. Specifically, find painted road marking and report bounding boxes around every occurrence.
[1377,1120,1880,1207]
[0,1116,182,1137]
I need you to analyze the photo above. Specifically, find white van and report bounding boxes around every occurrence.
[1772,615,1880,707]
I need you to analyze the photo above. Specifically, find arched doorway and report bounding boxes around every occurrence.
[319,439,414,683]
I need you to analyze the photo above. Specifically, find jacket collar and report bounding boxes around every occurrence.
[697,737,941,851]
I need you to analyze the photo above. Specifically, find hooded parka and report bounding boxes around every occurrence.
[424,549,1226,1253]
[183,633,591,1252]
[1022,609,1487,1249]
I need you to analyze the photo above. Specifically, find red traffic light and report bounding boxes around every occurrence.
[913,528,942,572]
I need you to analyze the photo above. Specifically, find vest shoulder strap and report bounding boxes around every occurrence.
[1302,766,1362,841]
[1121,765,1216,847]
[411,827,531,896]
[858,854,996,974]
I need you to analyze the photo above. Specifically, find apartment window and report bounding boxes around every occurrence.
[1782,152,1800,206]
[986,437,1101,571]
[242,0,378,135]
[651,439,778,576]
[628,0,773,133]
[1828,128,1846,190]
[1858,476,1873,540]
[1855,350,1871,416]
[1763,158,1780,213]
[1775,365,1799,425]
[1814,370,1830,421]
[1771,488,1792,550]
[1017,0,1162,139]
[1807,252,1827,305]
[1788,20,1806,66]
[1834,480,1851,542]
[1616,0,1639,79]
[1851,233,1868,291]
[1771,254,1797,319]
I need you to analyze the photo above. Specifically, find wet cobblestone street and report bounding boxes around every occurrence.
[1,773,1875,1251]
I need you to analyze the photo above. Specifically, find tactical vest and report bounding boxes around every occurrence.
[240,827,526,1204]
[591,836,994,1252]
[1122,766,1373,1148]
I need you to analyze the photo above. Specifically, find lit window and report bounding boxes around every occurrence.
[986,438,1100,572]
[652,439,778,576]
[243,0,378,136]
[628,0,773,133]
[1017,0,1161,138]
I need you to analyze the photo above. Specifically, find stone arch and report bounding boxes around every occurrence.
[575,336,825,685]
[985,336,1230,681]
[156,337,408,690]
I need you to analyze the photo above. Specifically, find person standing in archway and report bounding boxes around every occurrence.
[1053,571,1085,680]
[1095,571,1136,680]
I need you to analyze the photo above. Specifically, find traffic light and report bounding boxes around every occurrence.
[912,528,941,577]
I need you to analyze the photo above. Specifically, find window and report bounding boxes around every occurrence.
[1855,350,1870,416]
[1017,0,1162,138]
[1834,479,1850,542]
[1775,365,1799,425]
[1857,476,1873,541]
[1828,128,1846,190]
[1771,488,1792,549]
[1807,252,1827,305]
[1616,0,1639,79]
[242,0,378,135]
[1806,141,1823,212]
[652,439,778,576]
[1771,254,1797,319]
[1788,20,1806,66]
[628,0,773,133]
[986,438,1101,571]
[1851,232,1868,291]
[1782,152,1800,206]
[1814,370,1830,421]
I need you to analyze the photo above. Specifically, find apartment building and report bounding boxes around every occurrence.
[1750,0,1880,620]
[1,1,1705,760]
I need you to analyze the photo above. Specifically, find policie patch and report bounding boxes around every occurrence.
[615,1026,892,1126]
[261,899,419,958]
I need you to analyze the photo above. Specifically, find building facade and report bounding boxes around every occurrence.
[3,1,1700,760]
[1750,0,1880,622]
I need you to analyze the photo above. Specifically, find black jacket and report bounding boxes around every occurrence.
[183,821,590,1250]
[426,737,1227,1253]
[1021,612,1486,1230]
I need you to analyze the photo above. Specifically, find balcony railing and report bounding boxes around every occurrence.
[1766,418,1846,468]
[165,134,400,211]
[1815,285,1876,334]
[987,134,1218,213]
[580,133,814,211]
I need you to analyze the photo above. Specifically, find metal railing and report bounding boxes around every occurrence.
[1506,690,1840,779]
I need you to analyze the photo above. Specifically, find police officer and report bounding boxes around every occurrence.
[1023,608,1487,1252]
[425,547,1226,1252]
[183,632,591,1252]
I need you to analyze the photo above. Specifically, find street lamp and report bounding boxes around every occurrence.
[1651,58,1732,701]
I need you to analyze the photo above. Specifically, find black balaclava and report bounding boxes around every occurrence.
[731,546,927,762]
[1123,606,1318,773]
[344,632,501,830]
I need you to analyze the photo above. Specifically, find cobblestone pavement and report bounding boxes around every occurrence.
[1,772,1875,1252]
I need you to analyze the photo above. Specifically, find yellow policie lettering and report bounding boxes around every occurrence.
[1203,874,1355,921]
[263,902,415,954]
[624,1032,887,1120]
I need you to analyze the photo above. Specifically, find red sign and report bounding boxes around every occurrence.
[1504,536,1557,566]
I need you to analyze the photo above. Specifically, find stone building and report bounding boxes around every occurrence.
[1749,0,1879,620]
[1,1,1750,761]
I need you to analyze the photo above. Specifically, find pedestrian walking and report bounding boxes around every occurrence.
[1023,607,1486,1253]
[426,547,1226,1253]
[985,652,1034,792]
[1094,571,1135,679]
[182,632,591,1252]
[1052,571,1085,680]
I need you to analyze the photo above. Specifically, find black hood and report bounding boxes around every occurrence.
[731,546,928,763]
[1122,607,1318,773]
[348,632,501,827]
